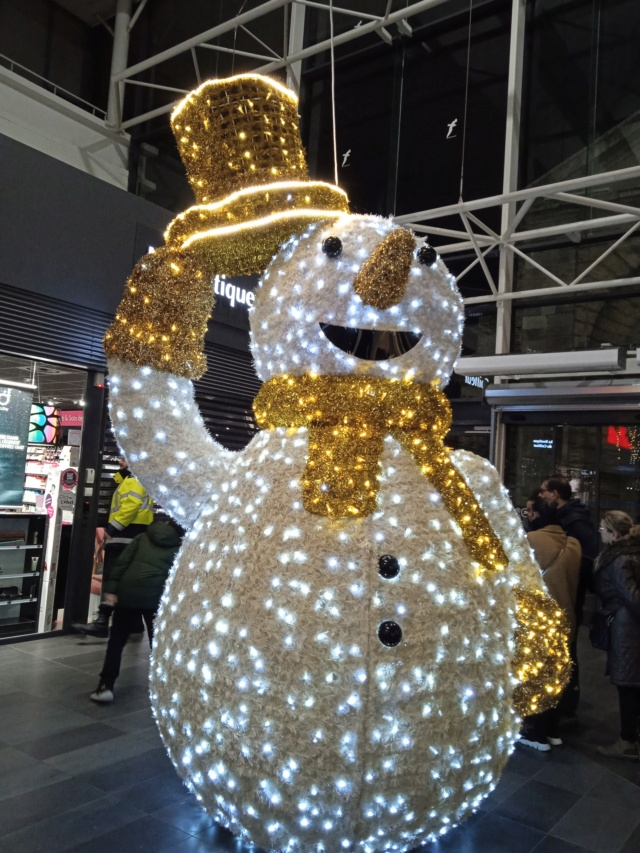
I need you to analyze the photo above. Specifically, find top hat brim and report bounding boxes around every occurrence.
[164,181,349,276]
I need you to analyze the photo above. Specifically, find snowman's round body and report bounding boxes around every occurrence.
[149,428,525,852]
[109,214,551,853]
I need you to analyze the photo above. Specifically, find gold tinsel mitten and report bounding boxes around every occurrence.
[512,587,572,717]
[103,247,212,379]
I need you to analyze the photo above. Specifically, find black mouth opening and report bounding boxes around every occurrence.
[319,323,422,361]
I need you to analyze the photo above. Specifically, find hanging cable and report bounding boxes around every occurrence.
[329,0,339,185]
[458,0,474,201]
[231,0,249,74]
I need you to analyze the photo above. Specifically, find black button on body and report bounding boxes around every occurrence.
[378,620,403,647]
[378,554,400,579]
[322,236,343,258]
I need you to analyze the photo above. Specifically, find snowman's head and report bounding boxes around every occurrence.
[250,214,464,385]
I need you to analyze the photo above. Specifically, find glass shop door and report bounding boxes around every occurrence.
[504,417,640,525]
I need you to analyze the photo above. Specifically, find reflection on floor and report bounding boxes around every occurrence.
[0,623,639,853]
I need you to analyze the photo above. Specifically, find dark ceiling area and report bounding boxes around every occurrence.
[0,355,87,407]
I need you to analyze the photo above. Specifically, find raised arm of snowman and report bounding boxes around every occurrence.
[104,74,570,851]
[103,75,349,526]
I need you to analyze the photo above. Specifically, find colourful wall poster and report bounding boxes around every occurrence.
[29,404,61,444]
[0,385,33,506]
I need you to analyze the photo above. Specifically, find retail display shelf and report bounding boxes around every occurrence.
[0,544,43,550]
[0,616,37,633]
[0,573,41,580]
[0,597,38,606]
[0,511,45,517]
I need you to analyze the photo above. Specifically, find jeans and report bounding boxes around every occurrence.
[99,605,156,689]
[618,685,640,742]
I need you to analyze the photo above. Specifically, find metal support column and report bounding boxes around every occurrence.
[491,0,526,473]
[106,0,133,129]
[286,0,306,94]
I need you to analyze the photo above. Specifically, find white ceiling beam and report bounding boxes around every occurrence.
[111,0,291,84]
[394,165,640,223]
[464,277,640,304]
[113,0,451,129]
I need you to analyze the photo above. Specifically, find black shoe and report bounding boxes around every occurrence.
[71,611,109,638]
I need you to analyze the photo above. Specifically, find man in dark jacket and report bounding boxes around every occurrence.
[90,520,183,703]
[540,475,599,718]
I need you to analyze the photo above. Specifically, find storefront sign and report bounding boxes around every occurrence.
[464,375,487,389]
[213,275,256,309]
[533,438,553,449]
[59,410,84,427]
[0,385,33,506]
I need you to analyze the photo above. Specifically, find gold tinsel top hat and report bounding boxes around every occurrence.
[164,74,349,274]
[104,74,348,379]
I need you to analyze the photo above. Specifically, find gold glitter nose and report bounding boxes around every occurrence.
[353,228,416,310]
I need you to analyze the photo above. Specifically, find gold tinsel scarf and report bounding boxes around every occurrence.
[253,373,572,716]
[254,374,507,574]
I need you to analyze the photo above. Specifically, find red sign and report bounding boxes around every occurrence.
[58,410,84,427]
[607,426,632,450]
[61,468,79,489]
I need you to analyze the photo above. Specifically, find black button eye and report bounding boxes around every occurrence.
[378,620,403,647]
[378,555,400,579]
[322,236,343,258]
[417,245,438,266]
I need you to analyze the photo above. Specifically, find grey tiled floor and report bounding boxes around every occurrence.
[0,623,638,853]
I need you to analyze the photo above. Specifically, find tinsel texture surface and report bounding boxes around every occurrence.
[104,202,571,850]
[103,248,211,378]
[513,587,573,716]
[104,73,348,376]
[352,228,416,309]
[253,375,507,574]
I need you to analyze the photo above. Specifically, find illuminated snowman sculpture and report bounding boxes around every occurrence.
[104,75,569,853]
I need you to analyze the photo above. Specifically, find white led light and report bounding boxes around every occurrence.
[108,210,552,852]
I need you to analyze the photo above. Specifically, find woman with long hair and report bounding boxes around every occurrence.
[594,510,640,759]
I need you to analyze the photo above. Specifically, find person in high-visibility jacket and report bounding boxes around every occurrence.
[106,461,154,541]
[72,457,153,637]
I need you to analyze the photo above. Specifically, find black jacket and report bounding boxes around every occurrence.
[594,536,640,686]
[557,499,598,587]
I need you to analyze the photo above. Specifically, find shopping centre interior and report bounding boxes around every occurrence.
[1,0,640,851]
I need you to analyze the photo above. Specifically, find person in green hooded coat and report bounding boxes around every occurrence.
[90,519,184,703]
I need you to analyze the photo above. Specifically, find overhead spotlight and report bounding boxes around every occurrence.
[377,27,393,44]
[396,19,412,37]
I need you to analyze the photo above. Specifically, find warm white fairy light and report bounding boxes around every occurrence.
[107,214,556,852]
